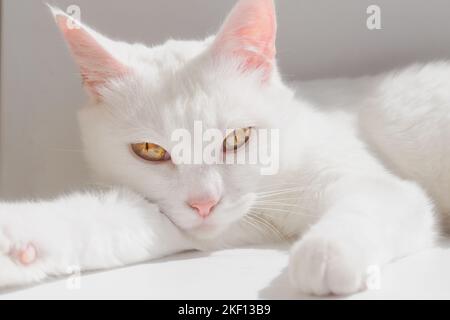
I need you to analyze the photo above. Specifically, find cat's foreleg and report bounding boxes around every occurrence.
[0,188,191,288]
[288,175,436,296]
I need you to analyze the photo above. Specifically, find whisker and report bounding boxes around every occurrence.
[245,213,285,240]
[251,206,315,217]
[250,206,294,214]
[254,182,300,191]
[256,189,304,197]
[254,202,301,207]
[255,197,301,202]
[241,216,268,236]
[257,186,303,193]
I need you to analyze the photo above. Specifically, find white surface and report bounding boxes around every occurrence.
[1,243,450,300]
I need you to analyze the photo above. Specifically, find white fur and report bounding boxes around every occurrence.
[0,2,447,295]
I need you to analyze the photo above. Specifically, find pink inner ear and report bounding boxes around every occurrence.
[212,0,277,81]
[54,14,128,98]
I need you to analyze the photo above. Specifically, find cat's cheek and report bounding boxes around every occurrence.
[288,236,367,296]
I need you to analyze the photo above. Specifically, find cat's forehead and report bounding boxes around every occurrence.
[105,38,273,141]
[107,70,267,149]
[124,76,236,132]
[131,38,213,72]
[123,68,257,126]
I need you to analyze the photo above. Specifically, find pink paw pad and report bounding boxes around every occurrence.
[11,243,37,265]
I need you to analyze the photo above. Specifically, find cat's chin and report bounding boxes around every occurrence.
[186,223,228,240]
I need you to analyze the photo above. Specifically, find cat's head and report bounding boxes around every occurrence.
[52,0,294,239]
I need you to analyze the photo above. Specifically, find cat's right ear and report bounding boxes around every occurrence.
[49,6,128,101]
[211,0,277,83]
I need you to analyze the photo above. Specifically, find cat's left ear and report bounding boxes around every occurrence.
[211,0,277,82]
[49,7,129,100]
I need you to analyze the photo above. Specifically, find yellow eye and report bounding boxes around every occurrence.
[223,127,252,152]
[131,142,170,162]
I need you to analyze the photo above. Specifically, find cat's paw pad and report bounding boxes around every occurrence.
[289,236,367,296]
[0,230,37,266]
[10,243,37,266]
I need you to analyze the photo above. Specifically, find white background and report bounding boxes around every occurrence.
[2,0,450,199]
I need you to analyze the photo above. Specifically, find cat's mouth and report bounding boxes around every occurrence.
[187,223,228,239]
[151,194,256,239]
[184,194,257,239]
[153,202,226,238]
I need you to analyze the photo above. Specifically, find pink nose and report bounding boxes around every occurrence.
[189,199,218,218]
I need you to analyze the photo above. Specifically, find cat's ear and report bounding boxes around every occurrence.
[211,0,277,82]
[49,7,128,100]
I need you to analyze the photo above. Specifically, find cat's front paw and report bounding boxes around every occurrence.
[289,236,368,296]
[0,229,44,288]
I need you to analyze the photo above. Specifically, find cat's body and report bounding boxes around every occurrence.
[296,63,450,219]
[0,0,447,296]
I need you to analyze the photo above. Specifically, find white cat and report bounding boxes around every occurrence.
[0,0,448,296]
